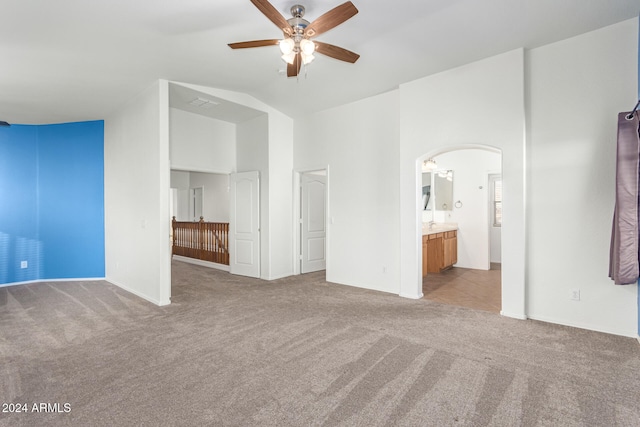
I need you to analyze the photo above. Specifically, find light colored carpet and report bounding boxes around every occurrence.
[1,260,639,426]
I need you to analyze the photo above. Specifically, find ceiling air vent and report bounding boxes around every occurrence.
[188,97,219,109]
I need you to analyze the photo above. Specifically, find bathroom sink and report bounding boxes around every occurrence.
[422,222,458,234]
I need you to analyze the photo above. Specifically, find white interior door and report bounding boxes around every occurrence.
[229,171,260,278]
[301,173,326,273]
[190,187,203,221]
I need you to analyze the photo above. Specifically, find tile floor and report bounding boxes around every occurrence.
[422,263,501,313]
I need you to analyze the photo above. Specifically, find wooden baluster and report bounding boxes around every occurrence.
[214,224,218,263]
[192,222,196,258]
[192,222,195,257]
[211,222,219,264]
[206,220,210,262]
[205,222,211,262]
[198,216,204,261]
[223,223,228,265]
[214,222,219,263]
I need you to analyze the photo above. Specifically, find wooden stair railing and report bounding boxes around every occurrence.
[172,217,229,265]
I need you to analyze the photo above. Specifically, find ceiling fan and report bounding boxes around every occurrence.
[228,0,360,77]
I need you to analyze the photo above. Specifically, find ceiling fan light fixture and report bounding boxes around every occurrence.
[279,38,295,55]
[228,0,360,78]
[281,51,296,65]
[299,38,315,55]
[301,52,315,65]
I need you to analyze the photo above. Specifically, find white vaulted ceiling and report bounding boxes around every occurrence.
[0,0,638,124]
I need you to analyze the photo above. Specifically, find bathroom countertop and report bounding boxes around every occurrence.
[422,223,458,235]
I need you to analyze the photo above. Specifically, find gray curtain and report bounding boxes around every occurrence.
[609,111,640,285]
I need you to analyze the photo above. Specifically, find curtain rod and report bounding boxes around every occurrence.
[625,99,640,120]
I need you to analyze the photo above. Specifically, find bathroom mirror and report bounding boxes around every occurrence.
[434,170,453,211]
[421,172,431,210]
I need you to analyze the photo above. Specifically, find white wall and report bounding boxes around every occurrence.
[189,172,229,223]
[434,149,502,270]
[399,50,527,320]
[170,170,190,188]
[525,18,638,336]
[170,171,230,222]
[294,91,401,293]
[267,110,294,280]
[169,107,236,173]
[169,106,232,224]
[104,80,171,306]
[170,170,189,221]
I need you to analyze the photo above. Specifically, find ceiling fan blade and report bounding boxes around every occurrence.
[287,53,302,77]
[314,41,360,63]
[250,0,292,35]
[304,1,358,38]
[228,39,280,49]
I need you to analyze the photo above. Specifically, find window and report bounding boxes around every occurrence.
[491,176,502,227]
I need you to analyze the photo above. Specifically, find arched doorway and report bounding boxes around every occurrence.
[418,147,502,313]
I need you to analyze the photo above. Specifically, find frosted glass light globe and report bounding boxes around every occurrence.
[299,39,315,55]
[279,38,295,55]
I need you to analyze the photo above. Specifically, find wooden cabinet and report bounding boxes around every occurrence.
[443,231,457,267]
[426,233,443,273]
[423,230,457,275]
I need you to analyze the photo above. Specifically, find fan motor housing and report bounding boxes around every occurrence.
[288,5,309,34]
[290,4,305,18]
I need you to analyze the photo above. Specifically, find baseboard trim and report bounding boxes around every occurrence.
[500,310,527,320]
[105,277,170,307]
[267,272,295,281]
[399,292,424,300]
[0,277,106,288]
[527,314,637,338]
[172,256,229,272]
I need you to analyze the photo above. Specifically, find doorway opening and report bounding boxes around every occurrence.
[419,148,502,313]
[170,170,232,272]
[294,169,328,276]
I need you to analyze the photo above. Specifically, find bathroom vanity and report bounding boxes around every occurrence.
[422,224,458,277]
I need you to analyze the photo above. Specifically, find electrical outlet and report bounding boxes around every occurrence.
[570,289,580,301]
[20,261,28,269]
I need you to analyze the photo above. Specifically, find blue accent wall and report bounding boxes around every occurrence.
[0,125,39,283]
[0,121,104,284]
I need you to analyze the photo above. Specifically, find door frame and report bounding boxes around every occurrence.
[415,145,519,318]
[487,172,502,265]
[293,166,330,275]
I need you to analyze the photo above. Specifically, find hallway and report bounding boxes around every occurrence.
[422,264,501,313]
